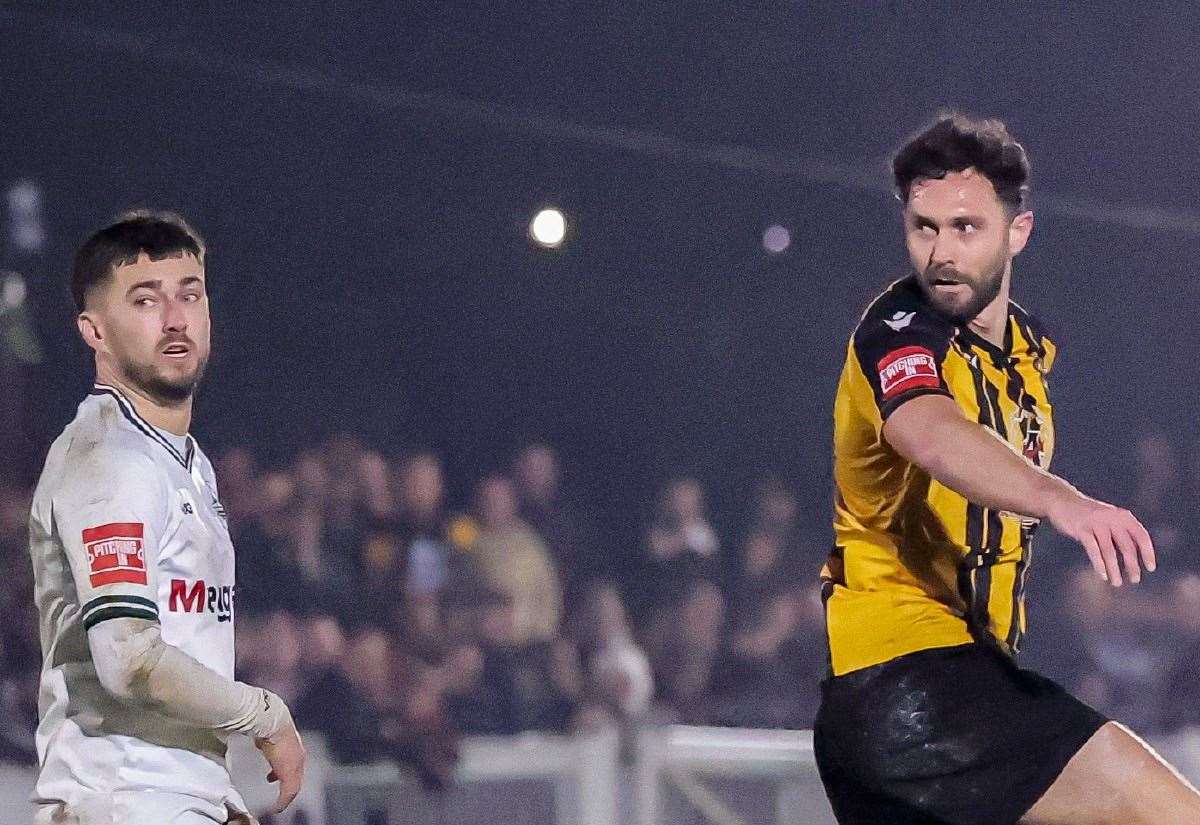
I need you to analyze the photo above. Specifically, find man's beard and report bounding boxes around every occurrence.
[919,260,1006,325]
[123,356,207,405]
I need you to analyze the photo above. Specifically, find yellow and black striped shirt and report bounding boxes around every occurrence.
[824,275,1056,676]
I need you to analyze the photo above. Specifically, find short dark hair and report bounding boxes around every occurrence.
[893,113,1031,213]
[71,209,205,312]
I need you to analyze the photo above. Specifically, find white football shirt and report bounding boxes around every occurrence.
[28,384,243,814]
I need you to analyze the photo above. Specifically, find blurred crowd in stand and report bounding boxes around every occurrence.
[4,428,1200,789]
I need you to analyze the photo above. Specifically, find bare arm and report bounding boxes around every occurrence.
[883,394,1155,585]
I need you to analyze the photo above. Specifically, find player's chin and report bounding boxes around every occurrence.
[148,367,202,400]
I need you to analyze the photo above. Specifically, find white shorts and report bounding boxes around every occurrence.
[34,791,247,825]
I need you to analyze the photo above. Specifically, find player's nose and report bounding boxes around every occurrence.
[928,233,955,268]
[162,297,189,332]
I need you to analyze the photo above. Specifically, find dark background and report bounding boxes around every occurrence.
[2,3,1198,560]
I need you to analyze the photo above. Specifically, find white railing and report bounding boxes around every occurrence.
[635,726,834,825]
[11,726,1200,824]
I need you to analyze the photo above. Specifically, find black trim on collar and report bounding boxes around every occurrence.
[955,316,1016,367]
[90,384,193,471]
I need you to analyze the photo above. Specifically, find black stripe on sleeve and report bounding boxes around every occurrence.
[83,606,160,632]
[81,594,159,616]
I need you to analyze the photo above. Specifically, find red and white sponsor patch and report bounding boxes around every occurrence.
[83,522,147,587]
[877,346,940,400]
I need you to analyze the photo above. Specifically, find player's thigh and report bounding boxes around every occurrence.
[1021,721,1200,825]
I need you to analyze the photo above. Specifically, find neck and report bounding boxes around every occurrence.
[95,364,193,436]
[966,269,1012,348]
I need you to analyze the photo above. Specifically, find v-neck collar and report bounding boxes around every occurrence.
[90,383,195,471]
[956,317,1014,366]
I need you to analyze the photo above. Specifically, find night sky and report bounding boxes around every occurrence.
[2,3,1198,561]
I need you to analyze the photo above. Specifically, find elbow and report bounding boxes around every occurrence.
[90,621,165,705]
[93,657,140,702]
[907,440,949,480]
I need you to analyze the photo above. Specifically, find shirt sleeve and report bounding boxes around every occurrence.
[851,300,955,422]
[53,447,171,632]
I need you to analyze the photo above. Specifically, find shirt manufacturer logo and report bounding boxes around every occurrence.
[884,311,916,331]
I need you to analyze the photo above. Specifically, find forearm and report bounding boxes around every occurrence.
[921,416,1073,518]
[88,617,291,739]
[895,406,1078,520]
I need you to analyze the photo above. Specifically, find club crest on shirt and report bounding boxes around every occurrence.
[83,523,147,587]
[1014,407,1047,467]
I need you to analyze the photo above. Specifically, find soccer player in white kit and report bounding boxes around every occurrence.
[27,211,305,824]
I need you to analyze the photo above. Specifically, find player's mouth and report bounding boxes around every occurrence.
[929,276,969,296]
[160,342,192,359]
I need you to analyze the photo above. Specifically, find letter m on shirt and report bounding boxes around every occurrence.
[170,578,206,613]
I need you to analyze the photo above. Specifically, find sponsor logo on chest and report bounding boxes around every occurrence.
[168,578,234,622]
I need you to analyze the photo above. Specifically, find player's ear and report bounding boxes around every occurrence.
[76,311,105,353]
[1008,210,1034,257]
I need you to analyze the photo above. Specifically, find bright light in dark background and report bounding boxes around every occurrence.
[529,207,567,248]
[762,224,790,254]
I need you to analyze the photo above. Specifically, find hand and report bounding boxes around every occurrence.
[1047,491,1155,586]
[224,813,261,825]
[255,721,306,814]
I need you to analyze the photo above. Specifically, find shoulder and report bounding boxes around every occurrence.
[191,441,217,483]
[850,276,956,361]
[852,277,954,344]
[56,434,167,505]
[1009,299,1055,350]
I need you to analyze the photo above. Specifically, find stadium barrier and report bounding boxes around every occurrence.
[17,725,1200,824]
[228,725,835,825]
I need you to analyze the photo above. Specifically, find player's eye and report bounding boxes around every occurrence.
[955,220,977,234]
[181,292,201,303]
[133,296,155,307]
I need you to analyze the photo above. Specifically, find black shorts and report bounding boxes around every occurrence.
[814,642,1107,825]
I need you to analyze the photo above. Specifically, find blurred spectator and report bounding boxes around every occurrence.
[233,470,311,617]
[568,578,654,725]
[745,475,802,549]
[444,588,579,735]
[1062,430,1200,733]
[213,446,261,540]
[294,628,460,790]
[634,477,721,618]
[647,477,720,564]
[644,578,725,724]
[1128,428,1187,557]
[711,579,826,729]
[361,451,477,652]
[0,483,37,763]
[237,611,308,706]
[513,442,601,592]
[468,476,562,644]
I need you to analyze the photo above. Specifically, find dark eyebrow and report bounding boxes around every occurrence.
[126,279,162,295]
[126,276,204,296]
